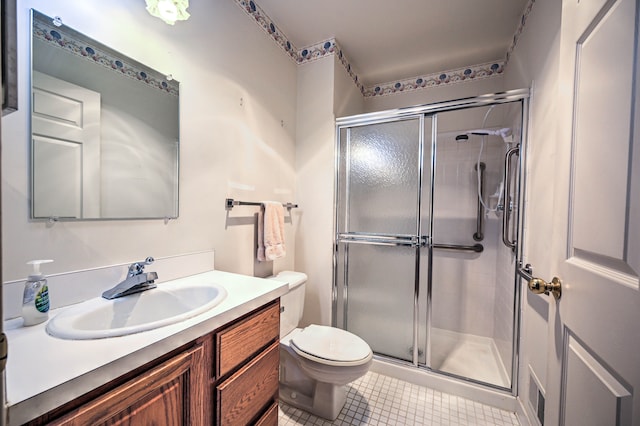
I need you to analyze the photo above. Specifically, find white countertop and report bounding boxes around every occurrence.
[4,270,288,426]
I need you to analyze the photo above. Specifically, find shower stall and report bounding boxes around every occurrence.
[333,89,528,393]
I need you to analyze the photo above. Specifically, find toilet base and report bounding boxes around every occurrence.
[280,381,347,420]
[278,328,371,420]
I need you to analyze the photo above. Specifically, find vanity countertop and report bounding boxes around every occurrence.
[4,270,288,426]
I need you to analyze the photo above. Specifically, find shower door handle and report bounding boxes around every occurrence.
[502,146,520,250]
[337,233,428,248]
[414,235,428,248]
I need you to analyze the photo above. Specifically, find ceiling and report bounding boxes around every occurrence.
[255,0,529,87]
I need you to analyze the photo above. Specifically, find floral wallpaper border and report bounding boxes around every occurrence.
[33,14,179,96]
[505,0,536,66]
[363,61,504,97]
[297,38,365,94]
[235,0,298,61]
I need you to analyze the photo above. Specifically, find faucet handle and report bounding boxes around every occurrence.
[128,256,155,275]
[141,256,154,266]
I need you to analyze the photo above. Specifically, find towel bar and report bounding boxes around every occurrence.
[225,198,299,211]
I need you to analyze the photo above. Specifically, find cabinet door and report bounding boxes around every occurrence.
[50,344,206,425]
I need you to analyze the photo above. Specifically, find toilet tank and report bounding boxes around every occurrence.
[268,271,307,336]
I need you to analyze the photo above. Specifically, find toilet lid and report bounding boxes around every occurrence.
[290,325,372,366]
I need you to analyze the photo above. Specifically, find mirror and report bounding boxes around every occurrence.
[30,10,179,220]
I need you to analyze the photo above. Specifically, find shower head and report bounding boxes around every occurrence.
[464,127,513,143]
[455,134,469,142]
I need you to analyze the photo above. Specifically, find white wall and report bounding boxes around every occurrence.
[334,59,365,119]
[2,0,298,282]
[502,0,562,422]
[294,55,364,327]
[293,56,335,326]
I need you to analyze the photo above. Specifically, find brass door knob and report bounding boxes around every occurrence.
[528,276,562,300]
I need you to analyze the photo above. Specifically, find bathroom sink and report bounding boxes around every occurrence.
[46,282,227,340]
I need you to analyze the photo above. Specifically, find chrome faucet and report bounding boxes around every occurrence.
[102,257,158,300]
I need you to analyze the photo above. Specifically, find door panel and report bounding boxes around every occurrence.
[344,119,423,235]
[33,136,81,217]
[570,0,634,263]
[344,243,418,362]
[335,116,431,365]
[563,334,632,426]
[545,0,640,424]
[32,71,101,218]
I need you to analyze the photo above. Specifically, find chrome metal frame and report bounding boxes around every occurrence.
[509,95,530,398]
[342,128,352,329]
[335,89,530,127]
[502,146,520,249]
[338,233,426,246]
[332,88,531,396]
[424,114,437,369]
[474,162,486,241]
[412,115,426,366]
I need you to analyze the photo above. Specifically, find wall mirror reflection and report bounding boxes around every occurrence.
[30,10,179,220]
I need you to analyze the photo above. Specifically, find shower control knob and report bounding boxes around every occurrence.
[528,276,562,300]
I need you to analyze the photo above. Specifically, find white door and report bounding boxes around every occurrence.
[541,0,640,424]
[32,71,101,218]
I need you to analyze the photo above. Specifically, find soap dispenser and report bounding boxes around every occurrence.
[22,260,53,326]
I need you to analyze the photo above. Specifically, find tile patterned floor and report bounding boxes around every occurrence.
[278,372,520,426]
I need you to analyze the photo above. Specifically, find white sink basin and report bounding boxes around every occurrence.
[46,282,227,340]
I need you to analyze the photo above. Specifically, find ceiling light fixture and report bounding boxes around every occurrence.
[145,0,190,25]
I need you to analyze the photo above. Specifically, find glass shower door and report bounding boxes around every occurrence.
[428,102,524,390]
[335,116,432,364]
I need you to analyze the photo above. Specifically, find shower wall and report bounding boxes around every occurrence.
[493,223,517,375]
[491,101,524,376]
[431,134,505,337]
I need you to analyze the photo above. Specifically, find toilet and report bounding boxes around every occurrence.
[269,271,373,420]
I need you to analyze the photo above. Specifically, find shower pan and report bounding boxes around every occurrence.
[333,89,529,394]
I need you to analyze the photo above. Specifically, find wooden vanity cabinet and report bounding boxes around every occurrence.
[26,300,280,426]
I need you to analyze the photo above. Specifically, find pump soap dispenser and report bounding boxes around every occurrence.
[22,260,53,326]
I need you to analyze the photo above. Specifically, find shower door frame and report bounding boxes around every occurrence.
[333,89,531,396]
[335,114,434,366]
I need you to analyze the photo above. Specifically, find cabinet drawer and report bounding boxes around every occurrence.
[216,301,279,377]
[255,402,278,426]
[216,341,279,425]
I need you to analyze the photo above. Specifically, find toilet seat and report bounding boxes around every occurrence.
[290,324,373,367]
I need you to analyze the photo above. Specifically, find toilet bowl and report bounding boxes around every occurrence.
[269,271,373,420]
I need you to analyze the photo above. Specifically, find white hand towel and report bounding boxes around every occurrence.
[257,201,286,261]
